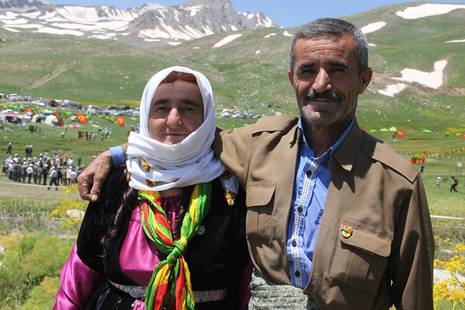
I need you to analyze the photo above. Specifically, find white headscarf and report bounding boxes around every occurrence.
[126,66,224,191]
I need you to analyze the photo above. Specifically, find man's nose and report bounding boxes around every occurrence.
[312,68,332,93]
[166,109,182,126]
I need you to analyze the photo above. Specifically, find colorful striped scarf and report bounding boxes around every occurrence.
[138,182,212,310]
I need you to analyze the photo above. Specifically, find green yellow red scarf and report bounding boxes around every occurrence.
[138,182,212,310]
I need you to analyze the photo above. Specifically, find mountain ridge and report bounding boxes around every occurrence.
[0,0,276,44]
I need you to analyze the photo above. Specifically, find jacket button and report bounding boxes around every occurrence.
[306,170,312,177]
[297,206,303,213]
[292,240,297,247]
[197,225,206,235]
[295,270,301,277]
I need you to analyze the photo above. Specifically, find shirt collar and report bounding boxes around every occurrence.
[298,117,355,158]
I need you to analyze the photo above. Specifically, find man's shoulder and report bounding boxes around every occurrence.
[246,115,298,133]
[360,131,418,183]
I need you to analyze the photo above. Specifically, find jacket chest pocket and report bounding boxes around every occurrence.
[328,227,391,294]
[245,182,276,243]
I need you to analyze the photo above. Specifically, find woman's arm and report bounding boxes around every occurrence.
[54,246,104,310]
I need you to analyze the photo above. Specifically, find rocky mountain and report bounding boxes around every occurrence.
[128,0,274,43]
[0,0,49,11]
[130,2,165,14]
[0,0,275,44]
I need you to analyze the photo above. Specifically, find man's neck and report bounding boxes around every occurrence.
[303,120,351,157]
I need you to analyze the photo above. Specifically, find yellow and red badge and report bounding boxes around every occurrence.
[224,190,236,206]
[340,223,353,239]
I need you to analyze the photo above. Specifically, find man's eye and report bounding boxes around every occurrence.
[331,67,347,73]
[301,69,315,74]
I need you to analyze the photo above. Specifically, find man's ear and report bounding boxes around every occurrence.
[288,69,294,87]
[358,67,373,95]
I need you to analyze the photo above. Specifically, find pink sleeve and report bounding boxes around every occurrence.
[53,245,104,310]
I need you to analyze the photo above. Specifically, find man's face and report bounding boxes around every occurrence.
[288,35,372,129]
[148,80,204,144]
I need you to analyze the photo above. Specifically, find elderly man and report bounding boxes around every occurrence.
[78,18,433,310]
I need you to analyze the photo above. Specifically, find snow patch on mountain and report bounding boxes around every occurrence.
[396,4,465,19]
[361,21,386,34]
[183,4,204,17]
[37,26,84,36]
[130,2,164,14]
[213,33,242,48]
[377,83,407,97]
[392,60,448,89]
[1,25,18,31]
[282,30,293,37]
[447,39,465,43]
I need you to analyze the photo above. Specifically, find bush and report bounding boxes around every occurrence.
[0,233,73,308]
[19,276,59,310]
[434,243,465,308]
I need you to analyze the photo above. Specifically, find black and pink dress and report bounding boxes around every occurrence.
[54,169,250,310]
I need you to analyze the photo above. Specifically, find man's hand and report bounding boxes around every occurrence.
[77,150,112,202]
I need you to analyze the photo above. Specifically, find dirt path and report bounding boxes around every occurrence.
[27,62,73,89]
[0,175,79,200]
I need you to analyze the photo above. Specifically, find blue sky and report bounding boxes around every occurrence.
[52,0,465,27]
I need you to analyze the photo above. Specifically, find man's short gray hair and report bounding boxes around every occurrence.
[289,18,369,74]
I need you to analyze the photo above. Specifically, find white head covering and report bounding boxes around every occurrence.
[126,66,224,191]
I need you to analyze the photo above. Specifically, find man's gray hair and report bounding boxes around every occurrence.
[290,18,369,74]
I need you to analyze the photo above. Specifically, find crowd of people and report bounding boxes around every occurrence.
[2,151,82,189]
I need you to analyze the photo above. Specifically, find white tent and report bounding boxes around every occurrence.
[44,114,58,126]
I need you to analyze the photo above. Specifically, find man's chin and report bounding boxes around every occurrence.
[301,111,334,125]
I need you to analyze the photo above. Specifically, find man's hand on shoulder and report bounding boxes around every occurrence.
[77,150,112,202]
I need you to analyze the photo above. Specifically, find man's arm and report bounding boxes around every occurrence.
[214,127,252,187]
[77,145,126,201]
[390,175,434,309]
[78,124,254,202]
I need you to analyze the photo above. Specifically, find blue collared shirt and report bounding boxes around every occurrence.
[286,118,355,288]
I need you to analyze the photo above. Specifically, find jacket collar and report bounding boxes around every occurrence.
[332,120,362,172]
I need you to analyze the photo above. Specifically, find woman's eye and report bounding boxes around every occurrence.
[154,106,167,112]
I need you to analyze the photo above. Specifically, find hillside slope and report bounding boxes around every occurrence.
[1,2,465,129]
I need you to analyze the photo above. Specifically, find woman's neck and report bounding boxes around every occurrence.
[160,187,182,198]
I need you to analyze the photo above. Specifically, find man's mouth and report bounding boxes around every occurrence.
[304,89,340,102]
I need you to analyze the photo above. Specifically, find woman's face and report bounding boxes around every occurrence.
[148,80,204,144]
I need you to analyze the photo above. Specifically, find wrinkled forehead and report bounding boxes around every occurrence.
[151,69,209,115]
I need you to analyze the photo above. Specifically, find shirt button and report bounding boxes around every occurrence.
[297,206,303,213]
[295,270,301,277]
[292,240,297,247]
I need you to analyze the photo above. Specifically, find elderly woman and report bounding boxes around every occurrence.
[54,67,249,310]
